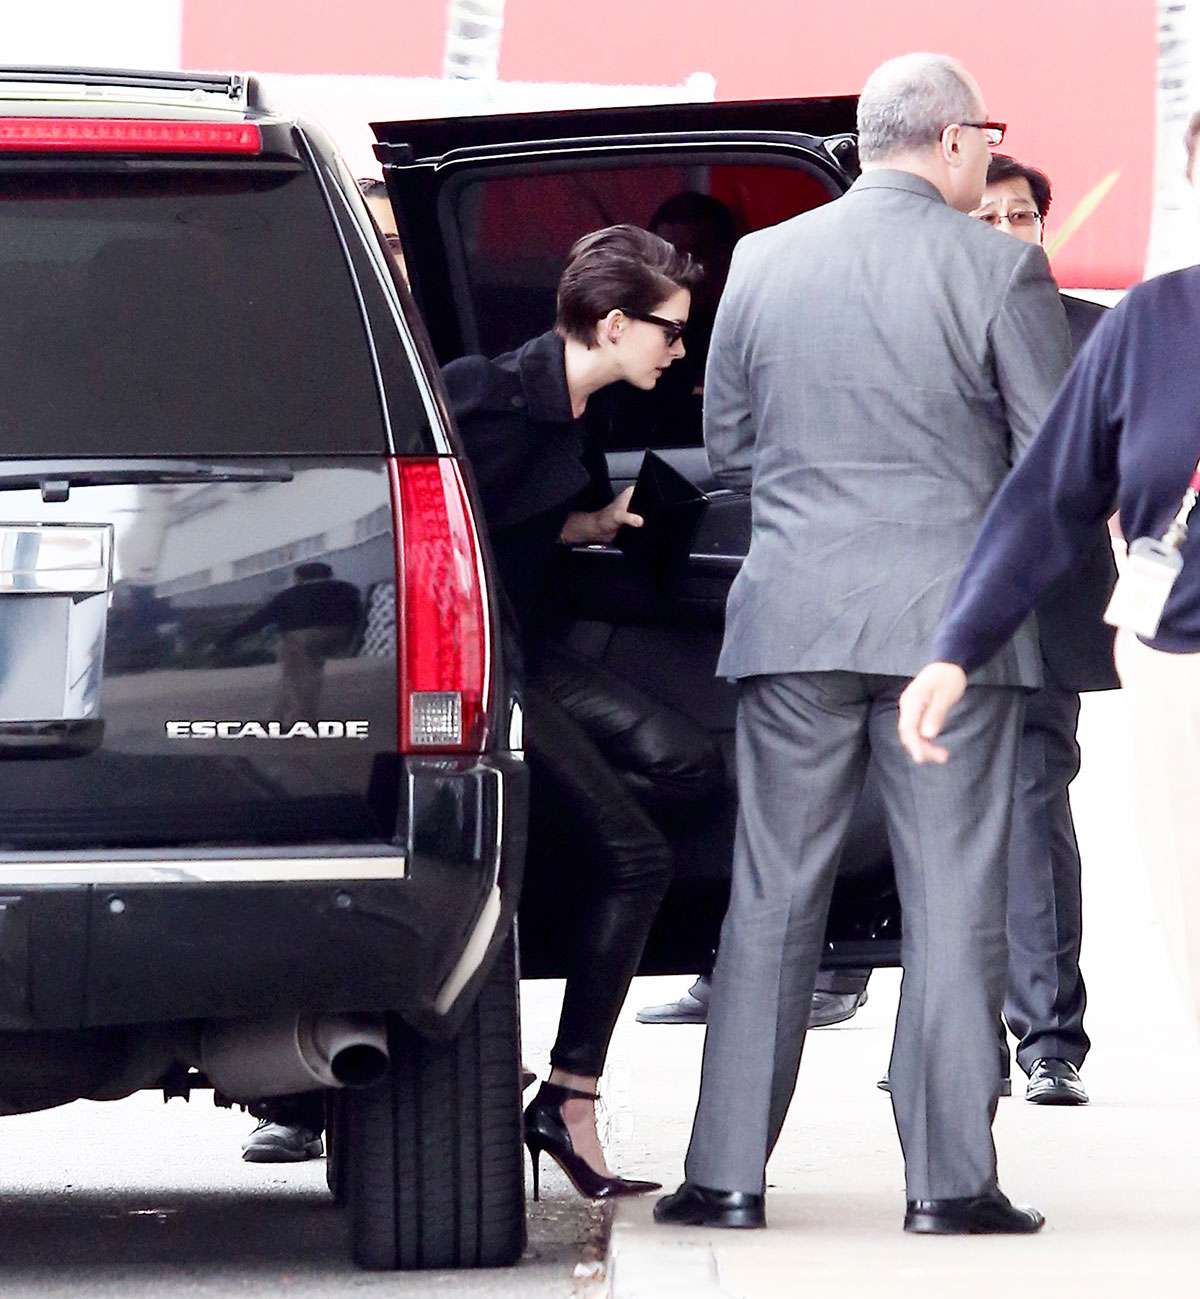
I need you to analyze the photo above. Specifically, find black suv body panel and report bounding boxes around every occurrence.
[0,752,525,1038]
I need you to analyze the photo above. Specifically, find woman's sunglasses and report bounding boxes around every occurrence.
[621,309,687,346]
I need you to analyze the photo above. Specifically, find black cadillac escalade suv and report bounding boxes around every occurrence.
[0,67,527,1271]
[0,65,901,1276]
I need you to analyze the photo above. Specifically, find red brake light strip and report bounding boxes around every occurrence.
[0,118,262,154]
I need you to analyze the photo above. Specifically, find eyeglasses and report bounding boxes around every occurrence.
[975,209,1042,229]
[953,120,1007,148]
[622,309,687,346]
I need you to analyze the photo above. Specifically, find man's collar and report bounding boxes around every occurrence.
[850,169,949,206]
[516,330,575,423]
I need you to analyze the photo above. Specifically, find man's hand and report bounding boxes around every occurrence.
[560,486,644,545]
[897,663,968,764]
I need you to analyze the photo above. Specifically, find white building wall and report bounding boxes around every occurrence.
[2,3,184,68]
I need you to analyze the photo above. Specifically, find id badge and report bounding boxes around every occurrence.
[1103,536,1184,637]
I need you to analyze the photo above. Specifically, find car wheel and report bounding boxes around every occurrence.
[324,1089,347,1206]
[344,927,525,1270]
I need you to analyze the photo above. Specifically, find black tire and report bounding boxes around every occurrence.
[325,1089,347,1206]
[344,928,525,1270]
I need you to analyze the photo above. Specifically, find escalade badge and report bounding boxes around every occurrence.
[166,720,369,739]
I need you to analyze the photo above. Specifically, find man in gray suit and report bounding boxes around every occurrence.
[655,52,1071,1236]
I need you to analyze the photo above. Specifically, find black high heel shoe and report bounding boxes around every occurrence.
[523,1081,661,1201]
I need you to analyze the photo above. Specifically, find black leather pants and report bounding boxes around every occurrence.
[525,642,722,1077]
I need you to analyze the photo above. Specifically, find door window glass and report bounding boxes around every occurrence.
[451,160,837,450]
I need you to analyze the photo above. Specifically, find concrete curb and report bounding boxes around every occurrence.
[606,1208,735,1299]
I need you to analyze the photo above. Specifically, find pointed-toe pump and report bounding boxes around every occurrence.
[523,1082,661,1201]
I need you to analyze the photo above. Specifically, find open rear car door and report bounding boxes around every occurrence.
[373,97,901,977]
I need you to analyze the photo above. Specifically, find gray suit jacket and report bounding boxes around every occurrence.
[705,169,1071,687]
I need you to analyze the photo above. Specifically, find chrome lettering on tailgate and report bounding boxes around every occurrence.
[165,720,370,739]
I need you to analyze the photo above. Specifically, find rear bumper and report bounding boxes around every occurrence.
[0,752,527,1038]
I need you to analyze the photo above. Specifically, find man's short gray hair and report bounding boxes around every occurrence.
[857,53,980,164]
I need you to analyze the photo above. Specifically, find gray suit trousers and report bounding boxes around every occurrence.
[684,671,1023,1201]
[1003,681,1089,1074]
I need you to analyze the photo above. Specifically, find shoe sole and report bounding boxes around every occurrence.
[904,1213,1043,1235]
[654,1208,765,1229]
[635,1012,707,1024]
[242,1142,323,1163]
[1025,1088,1087,1105]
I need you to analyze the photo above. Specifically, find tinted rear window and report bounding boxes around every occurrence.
[0,168,387,455]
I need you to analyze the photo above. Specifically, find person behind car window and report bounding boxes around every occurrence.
[966,153,1119,1107]
[648,190,738,363]
[587,192,740,452]
[899,106,1200,1102]
[443,223,722,1201]
[356,176,408,281]
[656,52,1069,1236]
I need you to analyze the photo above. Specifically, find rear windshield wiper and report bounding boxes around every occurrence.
[0,459,294,502]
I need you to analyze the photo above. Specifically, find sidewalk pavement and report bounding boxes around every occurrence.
[590,688,1200,1298]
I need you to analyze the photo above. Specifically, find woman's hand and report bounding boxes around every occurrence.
[897,663,968,764]
[560,486,644,545]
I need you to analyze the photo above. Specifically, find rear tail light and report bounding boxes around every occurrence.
[0,118,262,154]
[390,458,490,752]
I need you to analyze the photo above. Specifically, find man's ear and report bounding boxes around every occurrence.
[940,124,962,167]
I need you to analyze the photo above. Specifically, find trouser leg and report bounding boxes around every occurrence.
[868,680,1023,1201]
[524,680,672,1078]
[685,672,870,1194]
[1115,632,1200,1033]
[250,1091,325,1132]
[1004,682,1089,1074]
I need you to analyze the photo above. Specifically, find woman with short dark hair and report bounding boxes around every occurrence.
[443,224,719,1201]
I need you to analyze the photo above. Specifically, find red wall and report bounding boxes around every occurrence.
[182,0,445,78]
[183,0,1156,287]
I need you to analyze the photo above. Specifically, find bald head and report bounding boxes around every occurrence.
[857,53,982,165]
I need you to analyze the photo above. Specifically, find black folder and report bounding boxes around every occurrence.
[615,451,709,589]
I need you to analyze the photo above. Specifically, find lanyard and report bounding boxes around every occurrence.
[1161,453,1200,551]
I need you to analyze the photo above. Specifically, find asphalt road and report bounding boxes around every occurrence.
[0,978,603,1298]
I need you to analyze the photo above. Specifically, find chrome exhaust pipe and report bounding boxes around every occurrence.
[199,1013,389,1101]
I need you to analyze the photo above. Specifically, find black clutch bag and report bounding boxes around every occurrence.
[614,451,709,590]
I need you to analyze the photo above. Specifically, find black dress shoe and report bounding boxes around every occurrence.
[654,1181,766,1229]
[905,1189,1044,1234]
[809,988,868,1028]
[635,989,709,1024]
[1025,1058,1088,1105]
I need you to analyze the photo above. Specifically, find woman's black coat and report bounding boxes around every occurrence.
[442,330,611,636]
